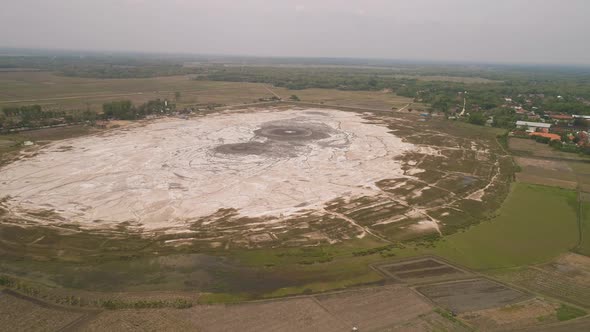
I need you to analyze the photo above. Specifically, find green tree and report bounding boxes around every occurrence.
[468,112,486,126]
[102,100,134,120]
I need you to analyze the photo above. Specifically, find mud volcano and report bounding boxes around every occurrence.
[215,119,336,157]
[255,123,330,141]
[0,108,417,233]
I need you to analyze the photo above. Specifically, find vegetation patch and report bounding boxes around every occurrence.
[556,304,587,321]
[431,183,579,269]
[578,202,590,256]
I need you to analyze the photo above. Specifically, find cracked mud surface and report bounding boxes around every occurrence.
[0,108,417,235]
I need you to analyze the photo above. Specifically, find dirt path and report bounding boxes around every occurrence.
[265,85,282,100]
[324,209,393,244]
[396,103,412,112]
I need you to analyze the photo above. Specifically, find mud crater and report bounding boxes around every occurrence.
[215,118,339,157]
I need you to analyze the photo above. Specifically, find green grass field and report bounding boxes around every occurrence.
[577,202,590,256]
[556,304,587,321]
[430,183,579,269]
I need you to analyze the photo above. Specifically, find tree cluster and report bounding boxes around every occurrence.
[102,99,172,120]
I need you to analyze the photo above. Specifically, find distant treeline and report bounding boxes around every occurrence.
[0,56,201,78]
[0,99,173,130]
[200,66,590,123]
[201,66,393,90]
[60,64,198,79]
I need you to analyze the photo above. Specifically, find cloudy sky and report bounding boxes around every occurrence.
[1,0,588,64]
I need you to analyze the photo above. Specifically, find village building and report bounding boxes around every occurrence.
[529,132,561,141]
[551,114,573,121]
[515,120,551,133]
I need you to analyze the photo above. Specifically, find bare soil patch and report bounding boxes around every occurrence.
[495,253,590,308]
[416,278,530,313]
[0,289,92,331]
[314,286,432,331]
[78,286,454,332]
[509,138,590,161]
[460,298,559,331]
[84,298,347,332]
[516,316,590,332]
[514,157,573,171]
[514,156,578,189]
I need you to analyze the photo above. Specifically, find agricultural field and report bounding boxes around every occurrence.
[460,298,564,331]
[374,257,473,284]
[513,156,578,189]
[0,71,275,112]
[493,253,590,308]
[0,71,414,113]
[416,278,530,313]
[518,317,590,332]
[579,202,590,255]
[569,162,590,193]
[509,136,590,258]
[509,137,590,161]
[429,183,579,269]
[271,87,422,110]
[0,289,96,331]
[1,284,468,332]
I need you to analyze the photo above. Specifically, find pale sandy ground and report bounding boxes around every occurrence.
[0,108,418,233]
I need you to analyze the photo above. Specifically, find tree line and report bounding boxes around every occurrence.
[0,99,173,131]
[102,99,173,120]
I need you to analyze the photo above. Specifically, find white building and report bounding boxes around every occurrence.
[516,121,551,133]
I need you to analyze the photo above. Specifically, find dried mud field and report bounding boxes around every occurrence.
[1,108,415,243]
[0,107,509,250]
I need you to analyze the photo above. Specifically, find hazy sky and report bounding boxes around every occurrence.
[1,0,589,64]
